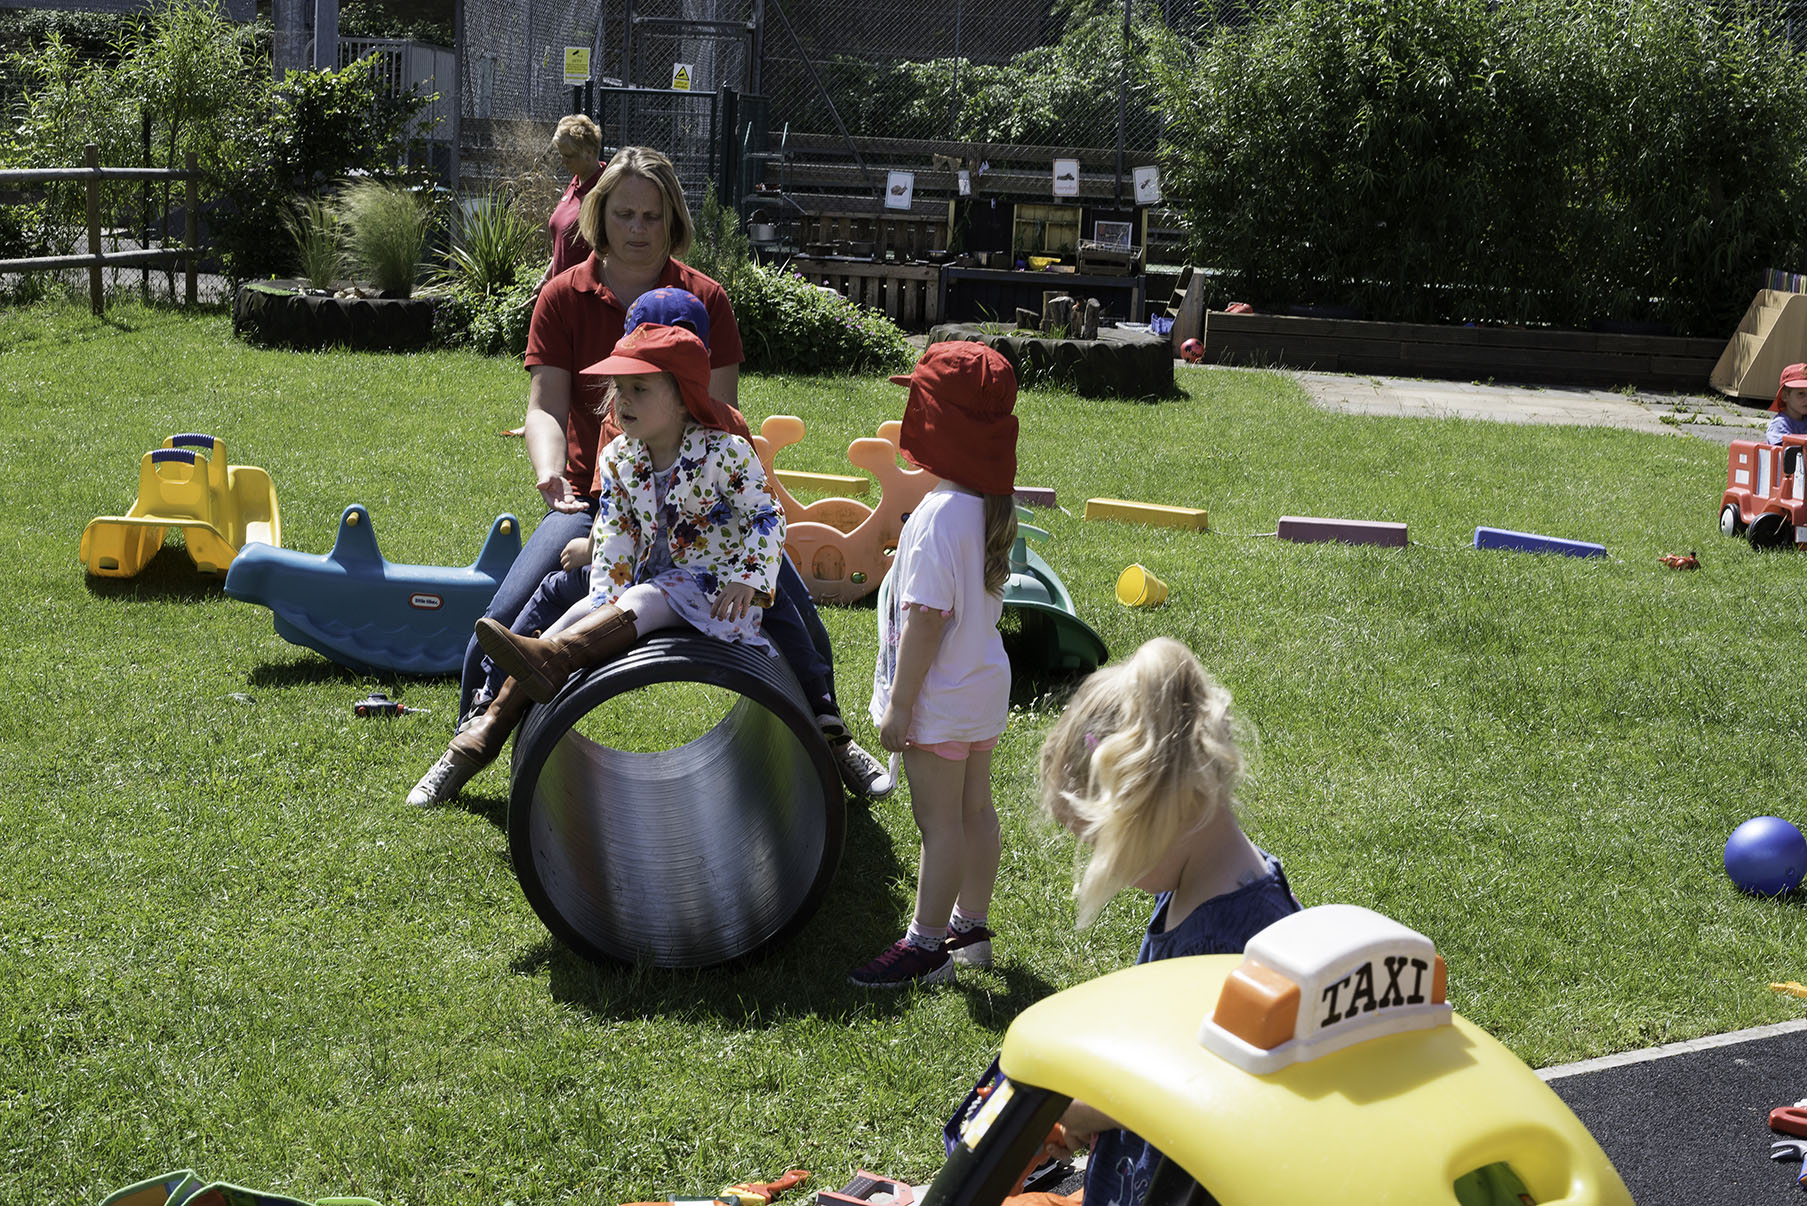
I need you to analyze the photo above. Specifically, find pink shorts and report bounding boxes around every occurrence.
[909,734,1000,761]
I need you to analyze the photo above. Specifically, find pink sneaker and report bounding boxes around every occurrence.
[849,939,955,988]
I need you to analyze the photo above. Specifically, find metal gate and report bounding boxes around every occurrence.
[596,85,720,209]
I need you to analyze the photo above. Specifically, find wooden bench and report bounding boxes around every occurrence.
[791,258,943,331]
[1200,310,1723,392]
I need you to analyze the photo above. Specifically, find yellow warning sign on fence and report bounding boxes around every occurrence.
[671,62,693,90]
[563,47,590,85]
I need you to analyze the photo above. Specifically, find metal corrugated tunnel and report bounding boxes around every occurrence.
[506,632,845,968]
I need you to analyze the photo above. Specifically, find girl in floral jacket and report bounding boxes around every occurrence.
[475,321,786,705]
[410,324,785,795]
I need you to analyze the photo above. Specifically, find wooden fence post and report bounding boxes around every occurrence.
[184,152,198,306]
[84,143,103,317]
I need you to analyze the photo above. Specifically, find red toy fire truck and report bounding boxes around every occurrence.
[1721,437,1807,548]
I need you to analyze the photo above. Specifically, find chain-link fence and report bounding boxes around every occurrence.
[459,0,1169,166]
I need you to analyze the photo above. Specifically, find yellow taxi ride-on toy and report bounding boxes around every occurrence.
[924,906,1631,1206]
[79,434,281,578]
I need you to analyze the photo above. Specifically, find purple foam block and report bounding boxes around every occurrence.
[1014,486,1057,508]
[1276,516,1408,548]
[1472,526,1605,558]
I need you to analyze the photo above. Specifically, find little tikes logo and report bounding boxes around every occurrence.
[409,593,443,610]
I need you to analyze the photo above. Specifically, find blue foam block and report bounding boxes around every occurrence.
[225,504,521,675]
[1472,526,1605,559]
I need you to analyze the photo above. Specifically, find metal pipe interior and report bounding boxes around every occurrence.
[522,692,830,968]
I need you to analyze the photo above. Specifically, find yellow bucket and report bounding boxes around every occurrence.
[1115,564,1169,608]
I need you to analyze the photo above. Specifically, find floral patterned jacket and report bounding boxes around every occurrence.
[588,426,786,609]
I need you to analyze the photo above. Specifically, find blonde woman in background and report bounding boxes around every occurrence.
[536,113,605,293]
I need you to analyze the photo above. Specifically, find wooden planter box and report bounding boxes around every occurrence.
[1200,310,1722,392]
[791,258,943,332]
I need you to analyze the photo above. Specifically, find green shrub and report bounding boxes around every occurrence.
[730,265,915,375]
[685,183,756,301]
[1,0,425,283]
[432,277,537,356]
[337,178,433,297]
[284,195,345,288]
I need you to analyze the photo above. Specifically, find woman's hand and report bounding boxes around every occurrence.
[712,582,757,621]
[538,471,585,513]
[559,536,591,571]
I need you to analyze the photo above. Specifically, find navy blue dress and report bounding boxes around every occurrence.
[1082,850,1301,1206]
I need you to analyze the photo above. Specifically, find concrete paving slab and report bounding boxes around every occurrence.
[1281,368,1767,445]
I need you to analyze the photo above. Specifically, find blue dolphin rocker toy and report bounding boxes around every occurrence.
[225,504,520,676]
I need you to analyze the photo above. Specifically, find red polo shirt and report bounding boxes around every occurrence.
[546,168,602,278]
[524,257,744,499]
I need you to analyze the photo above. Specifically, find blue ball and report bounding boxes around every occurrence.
[1724,816,1807,896]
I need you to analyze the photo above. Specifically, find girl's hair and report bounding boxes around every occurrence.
[1039,637,1245,928]
[576,146,695,263]
[551,114,602,161]
[981,493,1018,596]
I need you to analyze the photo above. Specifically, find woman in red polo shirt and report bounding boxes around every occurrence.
[534,114,606,292]
[410,146,890,808]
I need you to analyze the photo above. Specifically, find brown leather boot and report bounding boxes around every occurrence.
[405,678,530,807]
[474,604,638,704]
[447,675,530,764]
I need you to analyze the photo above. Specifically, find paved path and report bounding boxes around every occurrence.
[1278,368,1766,445]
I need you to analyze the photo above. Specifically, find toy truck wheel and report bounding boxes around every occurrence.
[1749,511,1794,550]
[1720,503,1745,537]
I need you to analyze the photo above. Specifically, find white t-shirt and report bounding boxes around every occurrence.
[869,482,1010,744]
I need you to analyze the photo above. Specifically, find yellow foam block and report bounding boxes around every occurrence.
[776,469,870,496]
[1084,497,1209,530]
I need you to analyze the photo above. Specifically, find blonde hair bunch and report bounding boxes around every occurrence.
[981,493,1019,596]
[1039,637,1245,928]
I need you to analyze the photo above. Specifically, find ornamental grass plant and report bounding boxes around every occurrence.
[336,178,433,298]
[283,195,344,289]
[9,299,1807,1202]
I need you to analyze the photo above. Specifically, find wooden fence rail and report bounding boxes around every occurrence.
[0,143,201,315]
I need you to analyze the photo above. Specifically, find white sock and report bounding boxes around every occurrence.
[904,920,943,950]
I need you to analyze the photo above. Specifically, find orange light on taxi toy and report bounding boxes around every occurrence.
[1211,963,1300,1051]
[1431,954,1447,1005]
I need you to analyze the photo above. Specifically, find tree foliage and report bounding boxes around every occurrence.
[1150,0,1807,334]
[1,0,427,282]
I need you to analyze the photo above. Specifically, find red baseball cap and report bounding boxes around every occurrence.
[583,323,723,431]
[1773,362,1807,412]
[889,341,1019,496]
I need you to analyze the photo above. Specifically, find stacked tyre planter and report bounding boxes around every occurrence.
[233,279,436,352]
[928,323,1176,400]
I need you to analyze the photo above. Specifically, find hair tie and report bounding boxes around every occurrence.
[1083,730,1099,751]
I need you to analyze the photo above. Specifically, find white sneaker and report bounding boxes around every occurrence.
[406,748,479,807]
[819,715,894,798]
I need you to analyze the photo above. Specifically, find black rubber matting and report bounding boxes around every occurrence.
[1544,1021,1807,1206]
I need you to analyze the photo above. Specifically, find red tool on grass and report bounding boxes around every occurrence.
[352,692,426,717]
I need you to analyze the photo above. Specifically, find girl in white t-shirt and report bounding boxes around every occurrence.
[852,341,1020,989]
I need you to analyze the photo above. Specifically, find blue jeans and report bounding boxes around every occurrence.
[458,503,598,721]
[459,505,838,722]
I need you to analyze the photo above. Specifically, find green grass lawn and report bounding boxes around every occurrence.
[5,299,1807,1203]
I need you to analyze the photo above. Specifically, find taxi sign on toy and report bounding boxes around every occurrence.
[1199,904,1451,1074]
